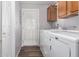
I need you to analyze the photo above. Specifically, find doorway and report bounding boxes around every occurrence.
[22,9,39,46]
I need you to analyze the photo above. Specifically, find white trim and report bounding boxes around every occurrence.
[16,45,22,57]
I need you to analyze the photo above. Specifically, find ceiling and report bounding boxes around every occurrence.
[20,1,56,5]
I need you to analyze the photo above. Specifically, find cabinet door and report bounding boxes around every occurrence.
[47,5,57,22]
[51,6,57,21]
[67,1,78,15]
[40,31,47,56]
[40,31,51,57]
[47,7,51,21]
[58,1,67,18]
[44,37,51,57]
[43,32,51,57]
[67,1,79,15]
[71,1,78,12]
[51,37,70,57]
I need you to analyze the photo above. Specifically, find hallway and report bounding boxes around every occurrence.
[18,46,43,57]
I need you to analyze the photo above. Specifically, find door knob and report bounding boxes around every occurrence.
[55,37,58,40]
[2,33,6,35]
[50,45,51,50]
[49,39,51,41]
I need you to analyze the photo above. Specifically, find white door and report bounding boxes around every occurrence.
[2,1,16,57]
[22,9,39,46]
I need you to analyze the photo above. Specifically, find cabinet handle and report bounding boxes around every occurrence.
[50,46,51,50]
[49,39,51,41]
[69,48,71,57]
[55,37,58,40]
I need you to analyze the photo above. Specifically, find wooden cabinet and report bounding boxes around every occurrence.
[67,1,79,15]
[47,5,57,22]
[70,1,78,12]
[58,1,79,18]
[58,1,67,18]
[47,6,51,21]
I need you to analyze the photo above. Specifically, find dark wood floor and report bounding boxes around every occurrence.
[18,46,43,57]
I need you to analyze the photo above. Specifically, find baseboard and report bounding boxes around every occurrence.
[22,45,40,47]
[23,45,40,47]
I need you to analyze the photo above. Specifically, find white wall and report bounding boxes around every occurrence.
[39,5,51,29]
[57,15,79,30]
[0,1,2,57]
[0,2,1,41]
[15,2,22,56]
[51,12,79,30]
